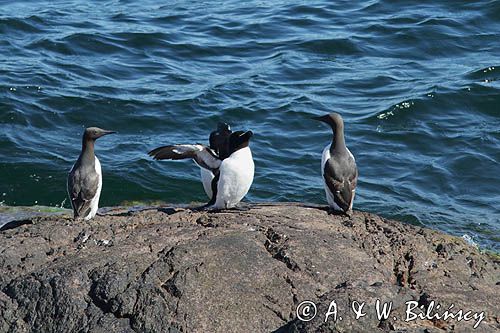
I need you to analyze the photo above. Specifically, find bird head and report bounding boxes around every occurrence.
[84,127,116,141]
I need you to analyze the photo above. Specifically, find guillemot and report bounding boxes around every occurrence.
[148,125,254,209]
[67,127,115,220]
[313,113,358,216]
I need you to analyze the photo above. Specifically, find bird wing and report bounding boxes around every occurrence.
[323,156,358,212]
[148,144,221,171]
[67,167,99,218]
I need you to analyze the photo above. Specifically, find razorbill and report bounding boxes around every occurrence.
[313,113,358,215]
[67,127,115,220]
[148,127,254,209]
[200,122,233,198]
[209,122,232,159]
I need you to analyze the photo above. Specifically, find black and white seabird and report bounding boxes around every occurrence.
[148,124,254,209]
[209,122,232,159]
[67,127,115,220]
[200,122,233,198]
[313,113,358,215]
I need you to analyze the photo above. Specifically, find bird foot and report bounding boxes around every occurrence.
[228,205,251,212]
[192,204,211,212]
[198,203,252,213]
[327,208,343,216]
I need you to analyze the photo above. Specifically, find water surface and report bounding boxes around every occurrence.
[1,0,499,250]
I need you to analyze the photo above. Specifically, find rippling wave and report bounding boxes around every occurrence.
[1,0,499,250]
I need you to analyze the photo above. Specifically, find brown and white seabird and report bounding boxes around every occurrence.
[313,113,358,215]
[67,127,115,220]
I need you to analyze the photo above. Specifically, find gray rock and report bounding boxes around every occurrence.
[0,203,498,332]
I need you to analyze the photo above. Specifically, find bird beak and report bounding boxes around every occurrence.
[236,130,253,142]
[99,130,116,137]
[217,122,231,132]
[311,116,326,122]
[244,130,253,138]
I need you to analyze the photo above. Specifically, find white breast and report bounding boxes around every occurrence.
[214,147,254,209]
[199,167,215,199]
[84,156,102,220]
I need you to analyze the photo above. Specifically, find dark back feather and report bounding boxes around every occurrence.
[323,152,358,212]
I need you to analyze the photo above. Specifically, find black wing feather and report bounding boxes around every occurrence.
[148,144,221,171]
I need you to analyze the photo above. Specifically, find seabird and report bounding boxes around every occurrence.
[148,125,254,209]
[313,113,358,215]
[67,127,115,220]
[209,122,232,159]
[200,122,233,198]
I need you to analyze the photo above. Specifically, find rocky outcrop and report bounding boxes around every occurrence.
[0,203,498,332]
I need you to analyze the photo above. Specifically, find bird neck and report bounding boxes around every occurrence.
[330,124,347,155]
[81,138,96,164]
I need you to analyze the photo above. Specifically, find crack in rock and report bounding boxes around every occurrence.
[264,228,300,272]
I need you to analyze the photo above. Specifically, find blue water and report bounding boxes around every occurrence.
[1,1,499,250]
